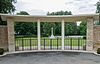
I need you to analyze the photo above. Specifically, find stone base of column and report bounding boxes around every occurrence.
[9,44,15,52]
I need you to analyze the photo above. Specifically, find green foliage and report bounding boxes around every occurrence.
[47,11,72,15]
[65,23,73,35]
[83,36,86,39]
[41,22,59,36]
[96,1,100,25]
[46,11,77,36]
[15,11,37,35]
[96,1,100,13]
[0,17,7,25]
[0,0,16,13]
[97,48,100,54]
[0,0,16,25]
[15,35,37,38]
[80,22,87,35]
[17,11,29,15]
[65,22,78,35]
[15,22,37,35]
[0,48,4,55]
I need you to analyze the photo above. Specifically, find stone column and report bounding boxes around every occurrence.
[0,25,8,51]
[7,18,15,52]
[86,17,94,51]
[37,19,41,50]
[61,19,65,50]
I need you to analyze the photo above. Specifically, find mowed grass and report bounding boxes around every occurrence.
[15,37,86,46]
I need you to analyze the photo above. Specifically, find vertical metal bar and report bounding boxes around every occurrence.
[15,39,16,51]
[57,38,58,50]
[25,39,26,50]
[44,38,45,50]
[33,39,35,50]
[66,38,67,50]
[65,38,66,50]
[31,39,34,50]
[68,37,70,50]
[70,38,72,50]
[25,39,27,50]
[78,38,80,50]
[82,38,83,50]
[80,38,81,50]
[22,37,24,51]
[64,38,65,50]
[82,38,84,50]
[30,37,32,50]
[34,39,35,50]
[50,39,52,50]
[37,39,38,50]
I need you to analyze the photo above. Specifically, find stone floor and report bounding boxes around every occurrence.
[0,52,100,64]
[18,46,83,50]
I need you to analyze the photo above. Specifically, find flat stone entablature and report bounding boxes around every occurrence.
[0,13,99,22]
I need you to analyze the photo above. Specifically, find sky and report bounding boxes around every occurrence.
[14,0,99,15]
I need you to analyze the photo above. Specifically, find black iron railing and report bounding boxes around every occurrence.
[40,38,62,50]
[15,38,86,51]
[15,38,38,51]
[64,38,86,50]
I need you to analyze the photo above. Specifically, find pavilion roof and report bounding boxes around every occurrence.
[0,13,99,22]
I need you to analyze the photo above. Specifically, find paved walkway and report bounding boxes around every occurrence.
[0,52,100,64]
[18,46,83,50]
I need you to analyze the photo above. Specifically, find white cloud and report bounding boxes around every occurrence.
[14,0,99,15]
[27,9,46,15]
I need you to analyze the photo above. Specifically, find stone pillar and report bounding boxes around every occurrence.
[86,17,94,51]
[37,19,41,50]
[93,26,100,51]
[0,25,8,51]
[61,19,65,50]
[7,18,15,52]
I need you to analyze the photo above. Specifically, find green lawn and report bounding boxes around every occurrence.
[15,37,86,46]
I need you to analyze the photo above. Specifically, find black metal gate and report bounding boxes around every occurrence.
[15,37,86,51]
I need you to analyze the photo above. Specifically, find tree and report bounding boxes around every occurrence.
[96,1,100,25]
[96,1,100,13]
[65,22,77,35]
[0,0,16,13]
[0,0,16,25]
[47,11,72,15]
[16,11,29,15]
[79,21,87,35]
[15,11,37,35]
[46,11,77,36]
[41,22,56,37]
[65,24,73,35]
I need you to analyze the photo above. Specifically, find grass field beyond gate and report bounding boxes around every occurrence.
[15,37,86,47]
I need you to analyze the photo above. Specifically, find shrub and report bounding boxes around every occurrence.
[83,36,86,39]
[15,35,37,39]
[97,48,100,54]
[0,48,4,55]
